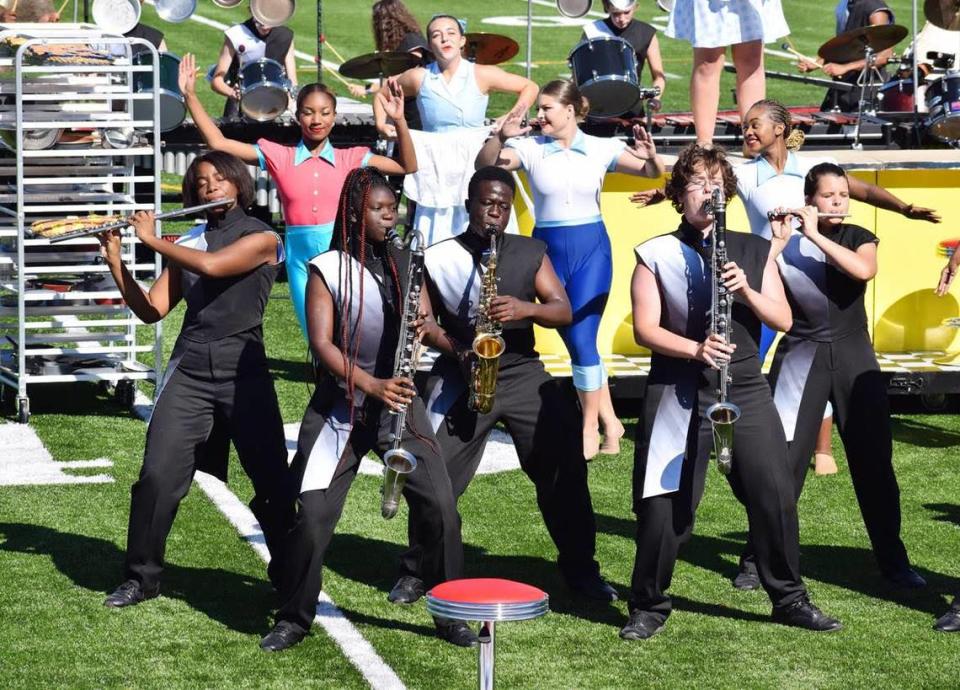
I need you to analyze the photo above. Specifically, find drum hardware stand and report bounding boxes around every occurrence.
[911,0,921,147]
[525,0,533,80]
[852,45,884,149]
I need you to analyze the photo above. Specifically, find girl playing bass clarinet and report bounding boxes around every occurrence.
[260,168,468,652]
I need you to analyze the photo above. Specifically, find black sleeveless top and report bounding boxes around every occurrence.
[179,207,279,343]
[226,19,294,84]
[425,231,545,367]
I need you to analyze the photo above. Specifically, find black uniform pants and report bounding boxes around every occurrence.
[630,361,805,621]
[770,330,909,573]
[401,358,602,583]
[125,336,293,591]
[276,390,462,632]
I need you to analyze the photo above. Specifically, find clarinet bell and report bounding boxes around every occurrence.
[707,401,740,476]
[381,447,417,519]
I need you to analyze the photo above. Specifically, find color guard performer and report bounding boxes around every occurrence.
[260,169,466,652]
[760,163,925,590]
[622,144,840,640]
[100,152,293,609]
[387,167,618,607]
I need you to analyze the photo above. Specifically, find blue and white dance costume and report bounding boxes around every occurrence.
[505,130,626,390]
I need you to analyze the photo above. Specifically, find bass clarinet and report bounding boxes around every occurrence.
[704,188,741,475]
[381,229,426,520]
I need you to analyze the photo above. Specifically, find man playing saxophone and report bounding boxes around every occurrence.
[622,144,840,641]
[390,166,619,608]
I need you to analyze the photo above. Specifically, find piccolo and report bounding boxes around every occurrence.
[766,210,849,221]
[47,198,235,244]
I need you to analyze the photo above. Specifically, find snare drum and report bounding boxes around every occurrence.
[132,52,186,132]
[568,36,640,117]
[925,73,960,141]
[879,78,914,112]
[240,58,290,122]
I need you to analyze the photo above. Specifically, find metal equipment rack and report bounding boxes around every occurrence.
[0,24,162,422]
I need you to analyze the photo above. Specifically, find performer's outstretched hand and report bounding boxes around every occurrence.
[630,188,666,207]
[936,260,958,296]
[495,112,532,142]
[628,124,657,160]
[179,53,197,98]
[376,78,407,123]
[904,204,941,224]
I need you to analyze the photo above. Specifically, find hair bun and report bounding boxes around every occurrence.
[785,128,805,151]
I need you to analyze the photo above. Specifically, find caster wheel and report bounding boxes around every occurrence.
[17,397,29,424]
[115,380,135,407]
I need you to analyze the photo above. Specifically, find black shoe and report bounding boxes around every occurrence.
[388,576,425,604]
[883,567,927,590]
[619,610,665,640]
[103,580,158,608]
[260,621,308,652]
[732,562,761,591]
[772,595,842,632]
[434,617,479,648]
[568,574,619,602]
[933,598,960,633]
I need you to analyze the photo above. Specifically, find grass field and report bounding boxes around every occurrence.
[2,2,960,688]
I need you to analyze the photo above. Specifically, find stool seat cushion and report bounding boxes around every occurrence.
[429,578,547,605]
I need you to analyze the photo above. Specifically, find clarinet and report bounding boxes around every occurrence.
[704,188,741,476]
[380,229,426,520]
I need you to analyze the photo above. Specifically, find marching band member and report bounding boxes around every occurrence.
[579,0,666,118]
[375,13,537,244]
[622,144,840,640]
[477,80,664,459]
[665,0,788,143]
[178,54,417,338]
[728,99,936,590]
[761,163,925,589]
[796,0,895,113]
[211,10,297,120]
[260,168,466,652]
[388,167,618,607]
[101,152,294,609]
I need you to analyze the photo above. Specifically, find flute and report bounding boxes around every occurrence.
[767,210,849,221]
[46,198,235,244]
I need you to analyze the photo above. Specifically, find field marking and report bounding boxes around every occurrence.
[0,422,113,487]
[132,392,406,690]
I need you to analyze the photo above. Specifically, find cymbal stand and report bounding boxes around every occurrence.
[852,44,884,149]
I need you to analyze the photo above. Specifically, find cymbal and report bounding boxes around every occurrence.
[463,33,519,65]
[338,51,419,79]
[925,0,960,31]
[818,24,908,64]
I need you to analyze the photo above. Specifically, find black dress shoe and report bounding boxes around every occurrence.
[103,580,159,608]
[388,576,425,604]
[883,567,927,590]
[772,595,842,632]
[260,621,308,652]
[568,574,619,602]
[732,562,761,591]
[619,610,665,640]
[434,617,479,648]
[933,598,960,633]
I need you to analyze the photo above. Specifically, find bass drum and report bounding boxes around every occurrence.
[878,78,914,112]
[925,73,960,141]
[240,58,290,122]
[132,52,186,132]
[568,36,640,117]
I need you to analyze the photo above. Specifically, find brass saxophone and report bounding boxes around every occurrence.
[381,229,426,520]
[468,226,505,414]
[704,188,741,476]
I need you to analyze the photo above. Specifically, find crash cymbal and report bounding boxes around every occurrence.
[338,51,419,79]
[818,24,908,64]
[925,0,960,31]
[463,33,520,65]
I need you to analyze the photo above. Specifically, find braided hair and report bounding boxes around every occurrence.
[749,99,806,151]
[330,168,402,414]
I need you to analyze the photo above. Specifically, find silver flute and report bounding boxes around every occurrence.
[767,210,849,221]
[704,188,741,476]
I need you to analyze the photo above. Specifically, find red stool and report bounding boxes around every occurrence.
[426,578,549,690]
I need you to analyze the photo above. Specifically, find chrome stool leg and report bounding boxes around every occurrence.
[478,620,495,690]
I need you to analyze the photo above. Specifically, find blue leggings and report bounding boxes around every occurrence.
[534,221,612,391]
[285,224,334,338]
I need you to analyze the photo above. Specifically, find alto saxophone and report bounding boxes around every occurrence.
[704,188,741,476]
[381,230,426,520]
[468,226,505,414]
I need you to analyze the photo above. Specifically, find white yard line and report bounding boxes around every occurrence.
[0,422,113,486]
[131,392,406,690]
